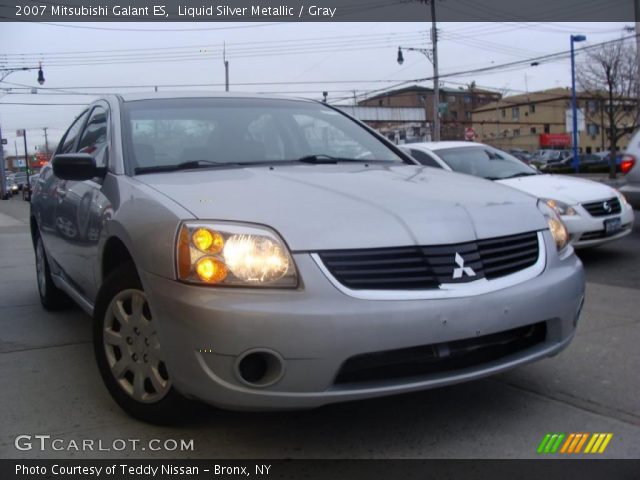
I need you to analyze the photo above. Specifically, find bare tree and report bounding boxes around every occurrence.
[577,39,639,178]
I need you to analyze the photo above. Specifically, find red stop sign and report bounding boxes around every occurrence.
[464,127,475,141]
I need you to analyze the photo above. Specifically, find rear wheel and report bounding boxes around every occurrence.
[93,263,193,424]
[35,235,72,310]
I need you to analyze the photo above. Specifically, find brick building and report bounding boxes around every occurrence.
[471,87,638,153]
[358,84,501,141]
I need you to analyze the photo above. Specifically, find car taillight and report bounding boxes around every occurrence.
[620,155,635,175]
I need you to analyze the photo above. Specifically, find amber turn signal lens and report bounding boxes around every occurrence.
[195,257,228,283]
[192,228,224,253]
[177,226,191,279]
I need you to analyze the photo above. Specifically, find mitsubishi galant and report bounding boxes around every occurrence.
[30,93,585,423]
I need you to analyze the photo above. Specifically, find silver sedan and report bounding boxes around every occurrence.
[30,93,585,423]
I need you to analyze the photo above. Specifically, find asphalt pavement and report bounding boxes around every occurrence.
[0,195,638,459]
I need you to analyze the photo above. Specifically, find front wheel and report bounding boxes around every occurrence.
[93,263,193,424]
[35,235,72,310]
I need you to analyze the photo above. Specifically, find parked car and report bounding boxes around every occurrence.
[620,129,640,209]
[2,177,15,199]
[594,151,623,164]
[6,175,18,195]
[31,93,585,423]
[507,149,532,164]
[578,153,608,168]
[531,149,571,167]
[540,156,573,172]
[401,142,634,248]
[13,171,28,191]
[541,153,623,174]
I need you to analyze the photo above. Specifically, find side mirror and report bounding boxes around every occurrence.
[52,153,105,181]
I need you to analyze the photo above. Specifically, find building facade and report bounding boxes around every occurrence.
[358,84,501,141]
[471,88,638,153]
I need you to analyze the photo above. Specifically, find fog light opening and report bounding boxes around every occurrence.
[236,350,284,388]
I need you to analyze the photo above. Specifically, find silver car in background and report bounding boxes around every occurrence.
[30,93,585,423]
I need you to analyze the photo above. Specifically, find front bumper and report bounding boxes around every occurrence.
[140,231,585,411]
[562,203,634,248]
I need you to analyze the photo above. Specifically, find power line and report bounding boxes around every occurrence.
[0,29,427,57]
[1,38,429,68]
[333,33,639,102]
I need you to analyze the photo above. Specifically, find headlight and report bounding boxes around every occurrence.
[176,222,297,287]
[542,198,576,216]
[537,200,569,251]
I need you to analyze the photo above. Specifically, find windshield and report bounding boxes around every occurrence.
[434,146,538,180]
[123,97,404,173]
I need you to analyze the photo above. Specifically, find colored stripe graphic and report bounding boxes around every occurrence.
[537,434,552,454]
[585,433,613,454]
[542,433,614,454]
[560,433,575,453]
[550,434,565,453]
[574,433,589,453]
[537,433,565,454]
[598,434,613,453]
[584,434,598,453]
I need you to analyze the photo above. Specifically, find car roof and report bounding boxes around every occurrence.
[402,141,483,151]
[111,91,317,103]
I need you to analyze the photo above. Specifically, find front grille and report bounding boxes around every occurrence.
[317,231,539,290]
[334,322,547,385]
[581,197,621,217]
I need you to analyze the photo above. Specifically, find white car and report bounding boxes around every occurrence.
[401,142,634,248]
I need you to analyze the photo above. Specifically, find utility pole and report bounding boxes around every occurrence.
[43,127,50,154]
[635,0,640,123]
[223,42,229,92]
[21,130,30,192]
[0,125,7,200]
[430,0,440,141]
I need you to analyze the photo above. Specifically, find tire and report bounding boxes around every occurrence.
[35,235,73,310]
[93,262,193,424]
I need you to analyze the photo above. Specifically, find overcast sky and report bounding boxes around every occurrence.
[0,21,632,154]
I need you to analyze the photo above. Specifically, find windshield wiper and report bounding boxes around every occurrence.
[135,160,249,174]
[498,172,538,180]
[295,154,391,164]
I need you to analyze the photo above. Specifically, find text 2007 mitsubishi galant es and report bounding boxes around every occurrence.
[30,93,585,423]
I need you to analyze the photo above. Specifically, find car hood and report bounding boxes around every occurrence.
[497,174,618,205]
[136,164,546,251]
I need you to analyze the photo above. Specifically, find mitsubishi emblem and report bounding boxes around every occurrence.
[452,252,476,279]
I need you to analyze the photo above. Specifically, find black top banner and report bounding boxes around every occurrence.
[0,0,636,22]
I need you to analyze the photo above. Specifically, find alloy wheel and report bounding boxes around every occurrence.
[103,289,171,403]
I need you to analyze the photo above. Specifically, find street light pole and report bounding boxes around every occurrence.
[430,0,440,141]
[0,124,7,200]
[223,42,229,92]
[397,46,439,141]
[21,130,30,193]
[570,34,586,173]
[43,127,50,154]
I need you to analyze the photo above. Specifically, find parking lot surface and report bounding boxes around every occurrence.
[0,195,638,459]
